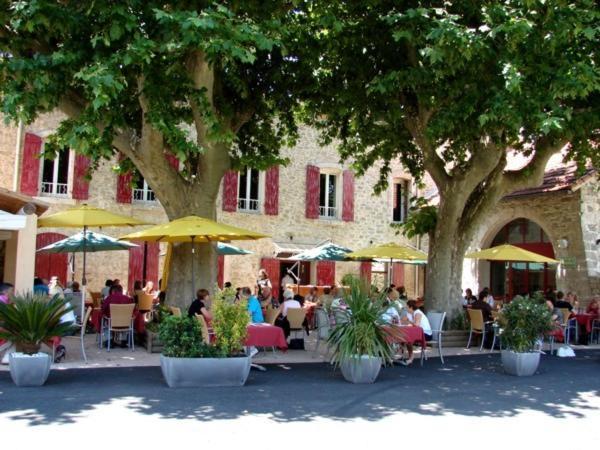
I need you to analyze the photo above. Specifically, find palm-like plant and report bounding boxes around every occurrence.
[327,280,402,367]
[0,294,75,354]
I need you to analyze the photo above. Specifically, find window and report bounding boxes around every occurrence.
[238,167,260,212]
[133,178,156,203]
[392,180,409,223]
[40,148,70,197]
[319,173,337,218]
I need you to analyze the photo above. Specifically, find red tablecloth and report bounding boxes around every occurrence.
[91,308,145,334]
[575,313,596,333]
[383,325,427,348]
[547,327,564,343]
[245,324,288,350]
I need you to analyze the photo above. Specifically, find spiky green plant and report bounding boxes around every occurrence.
[0,294,75,354]
[327,280,402,367]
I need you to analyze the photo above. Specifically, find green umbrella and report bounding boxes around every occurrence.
[289,242,352,261]
[217,242,253,255]
[37,230,139,253]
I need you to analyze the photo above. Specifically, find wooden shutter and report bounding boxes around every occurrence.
[360,261,372,284]
[260,258,281,301]
[20,133,42,196]
[264,166,279,215]
[35,233,68,285]
[165,152,179,171]
[217,255,225,289]
[128,242,159,294]
[342,170,355,222]
[72,154,91,200]
[305,165,320,219]
[116,172,132,203]
[222,170,238,212]
[392,262,405,287]
[317,261,336,286]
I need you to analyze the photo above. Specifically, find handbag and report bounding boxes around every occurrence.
[289,338,305,350]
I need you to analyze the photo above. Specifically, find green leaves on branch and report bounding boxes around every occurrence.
[393,197,437,239]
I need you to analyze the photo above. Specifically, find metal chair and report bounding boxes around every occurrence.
[466,309,493,351]
[559,308,578,344]
[61,307,93,362]
[591,319,600,344]
[425,311,446,364]
[286,308,307,341]
[103,303,135,352]
[265,305,282,325]
[314,308,331,353]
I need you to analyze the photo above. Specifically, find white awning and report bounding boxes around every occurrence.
[0,210,26,231]
[273,241,324,259]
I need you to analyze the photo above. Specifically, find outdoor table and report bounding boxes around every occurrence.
[575,313,596,334]
[383,325,427,364]
[246,323,288,350]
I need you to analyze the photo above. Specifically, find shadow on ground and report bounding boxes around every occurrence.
[0,351,598,426]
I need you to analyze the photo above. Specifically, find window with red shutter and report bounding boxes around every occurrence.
[217,255,225,288]
[316,261,336,286]
[222,171,238,212]
[264,166,279,215]
[360,261,372,284]
[392,262,405,287]
[342,170,355,222]
[260,258,281,300]
[35,233,68,285]
[305,165,320,219]
[72,154,91,200]
[20,133,42,196]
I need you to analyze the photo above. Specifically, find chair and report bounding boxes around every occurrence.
[194,314,210,344]
[62,307,93,362]
[590,319,600,344]
[466,309,493,351]
[138,294,154,312]
[67,292,84,321]
[169,306,182,317]
[286,308,307,341]
[559,308,578,344]
[314,308,331,353]
[425,311,446,364]
[103,303,135,352]
[90,291,103,308]
[265,305,282,325]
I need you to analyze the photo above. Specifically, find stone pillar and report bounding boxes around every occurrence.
[3,213,37,294]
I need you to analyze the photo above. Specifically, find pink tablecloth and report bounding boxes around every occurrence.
[91,308,145,334]
[547,327,564,343]
[575,313,596,333]
[384,325,427,348]
[245,324,288,350]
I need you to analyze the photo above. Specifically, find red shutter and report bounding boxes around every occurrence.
[116,172,132,203]
[360,261,372,284]
[264,166,279,215]
[222,170,238,212]
[35,233,68,285]
[317,261,336,286]
[260,258,281,301]
[305,165,320,219]
[217,255,225,289]
[72,154,91,200]
[165,152,179,171]
[20,133,42,196]
[342,170,355,222]
[392,262,405,287]
[128,242,159,294]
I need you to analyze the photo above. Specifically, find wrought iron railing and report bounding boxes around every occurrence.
[40,182,68,197]
[238,198,259,212]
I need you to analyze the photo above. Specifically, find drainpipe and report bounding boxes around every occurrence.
[12,120,24,191]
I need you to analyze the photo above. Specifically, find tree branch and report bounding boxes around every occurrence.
[187,50,215,146]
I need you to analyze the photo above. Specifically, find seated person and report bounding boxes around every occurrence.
[101,284,135,317]
[471,291,493,322]
[241,287,263,324]
[304,286,319,305]
[259,286,275,308]
[461,288,477,307]
[317,286,334,310]
[33,277,49,296]
[586,297,599,317]
[132,280,144,304]
[188,288,213,322]
[555,291,573,312]
[546,299,563,325]
[405,300,432,339]
[101,279,113,299]
[275,289,302,338]
[381,300,401,325]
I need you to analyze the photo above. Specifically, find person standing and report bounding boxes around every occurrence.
[257,269,272,294]
[281,270,295,291]
[33,278,49,296]
[48,276,65,299]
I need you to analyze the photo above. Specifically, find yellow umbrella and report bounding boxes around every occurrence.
[465,244,559,264]
[347,242,428,261]
[120,215,268,296]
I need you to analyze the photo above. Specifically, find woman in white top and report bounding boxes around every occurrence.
[405,300,432,339]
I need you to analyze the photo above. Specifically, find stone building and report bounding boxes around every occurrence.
[0,112,425,298]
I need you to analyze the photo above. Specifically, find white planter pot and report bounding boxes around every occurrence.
[9,352,52,387]
[501,350,540,376]
[160,354,251,387]
[340,355,382,384]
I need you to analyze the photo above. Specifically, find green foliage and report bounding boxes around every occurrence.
[393,197,438,238]
[0,293,75,354]
[211,298,249,356]
[340,273,359,287]
[158,315,224,358]
[213,285,237,304]
[327,280,399,367]
[145,303,173,333]
[449,311,469,331]
[498,296,553,353]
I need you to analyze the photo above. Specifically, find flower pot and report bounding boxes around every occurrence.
[501,350,540,376]
[340,355,382,384]
[160,354,251,387]
[9,352,52,387]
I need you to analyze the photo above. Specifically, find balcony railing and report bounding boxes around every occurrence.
[238,198,259,212]
[133,188,156,203]
[319,206,338,219]
[40,182,68,197]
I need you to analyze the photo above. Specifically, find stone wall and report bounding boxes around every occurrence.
[580,180,600,295]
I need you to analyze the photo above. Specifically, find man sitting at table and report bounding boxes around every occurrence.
[101,284,134,317]
[471,291,493,323]
[555,291,573,312]
[241,287,263,324]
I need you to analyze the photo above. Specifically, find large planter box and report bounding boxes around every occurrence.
[9,352,52,387]
[501,350,540,376]
[160,354,252,387]
[340,356,382,384]
[144,330,163,353]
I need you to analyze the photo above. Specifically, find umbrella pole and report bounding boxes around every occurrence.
[191,236,196,301]
[81,226,88,324]
[142,242,148,285]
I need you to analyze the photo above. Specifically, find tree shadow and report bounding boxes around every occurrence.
[0,351,598,426]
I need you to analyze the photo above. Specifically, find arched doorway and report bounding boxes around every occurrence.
[35,232,68,285]
[489,218,556,298]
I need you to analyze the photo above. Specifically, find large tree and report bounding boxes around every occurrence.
[0,1,310,306]
[302,1,599,313]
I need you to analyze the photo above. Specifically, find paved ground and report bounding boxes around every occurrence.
[1,350,598,448]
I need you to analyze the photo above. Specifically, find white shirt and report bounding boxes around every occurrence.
[414,309,432,336]
[486,295,495,308]
[282,299,301,317]
[381,305,400,324]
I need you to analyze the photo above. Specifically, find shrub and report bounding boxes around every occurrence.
[158,315,224,358]
[0,293,75,354]
[498,295,553,353]
[212,298,249,356]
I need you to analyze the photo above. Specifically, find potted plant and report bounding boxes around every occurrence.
[497,295,553,376]
[159,292,251,387]
[327,280,402,383]
[0,294,74,387]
